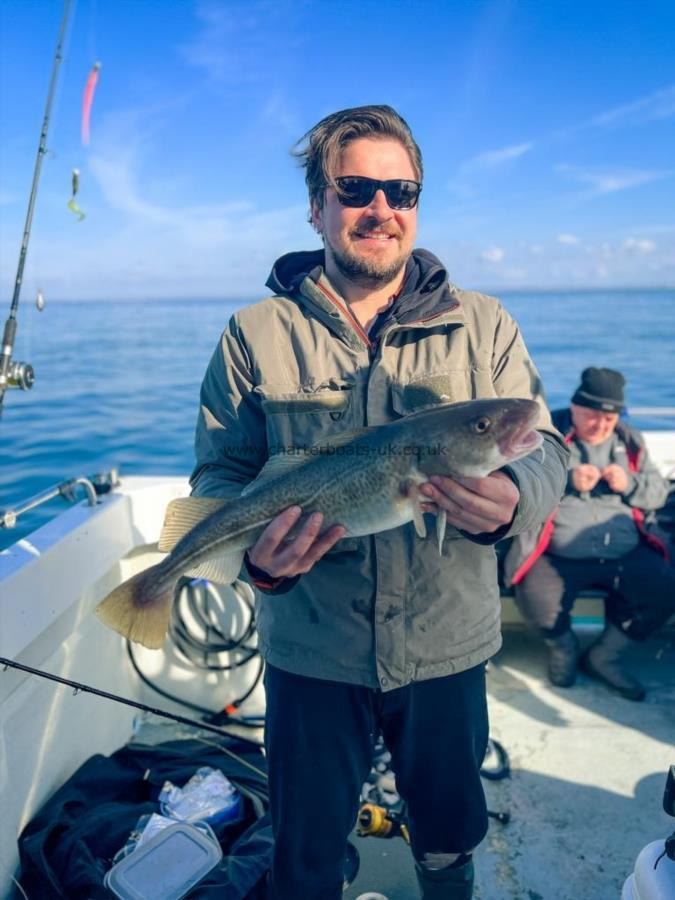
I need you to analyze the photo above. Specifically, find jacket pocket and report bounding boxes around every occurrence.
[255,382,354,455]
[390,371,472,417]
[255,383,361,554]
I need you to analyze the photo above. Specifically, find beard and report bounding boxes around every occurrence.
[327,234,410,288]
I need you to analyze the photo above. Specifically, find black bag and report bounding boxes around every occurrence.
[16,737,272,899]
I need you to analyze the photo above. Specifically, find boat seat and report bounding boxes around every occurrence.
[500,587,607,627]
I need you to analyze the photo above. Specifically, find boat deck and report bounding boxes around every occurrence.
[344,624,675,900]
[2,471,673,897]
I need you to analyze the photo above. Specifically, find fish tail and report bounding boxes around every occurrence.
[94,564,174,649]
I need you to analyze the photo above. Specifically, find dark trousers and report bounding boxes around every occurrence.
[515,544,675,640]
[264,663,489,900]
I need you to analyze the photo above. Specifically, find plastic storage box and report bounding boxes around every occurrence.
[104,822,222,900]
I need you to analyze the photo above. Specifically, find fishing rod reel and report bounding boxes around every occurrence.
[0,319,35,403]
[357,803,410,843]
[0,0,71,416]
[4,359,35,391]
[5,360,35,391]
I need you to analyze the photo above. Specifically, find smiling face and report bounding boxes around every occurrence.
[311,137,418,289]
[571,403,620,445]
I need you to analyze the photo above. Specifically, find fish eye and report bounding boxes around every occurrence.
[472,416,491,434]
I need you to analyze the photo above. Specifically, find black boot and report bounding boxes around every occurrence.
[579,623,646,701]
[544,630,579,687]
[414,855,474,899]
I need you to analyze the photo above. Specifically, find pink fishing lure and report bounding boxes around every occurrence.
[81,62,101,145]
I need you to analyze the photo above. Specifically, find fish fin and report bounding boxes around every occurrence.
[412,491,427,539]
[436,509,447,555]
[95,564,173,649]
[240,453,311,496]
[184,549,246,586]
[158,496,229,552]
[240,427,372,498]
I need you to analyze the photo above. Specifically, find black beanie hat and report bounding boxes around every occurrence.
[571,367,625,413]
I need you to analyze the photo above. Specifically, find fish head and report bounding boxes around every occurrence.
[411,397,543,478]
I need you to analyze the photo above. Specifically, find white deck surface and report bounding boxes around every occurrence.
[344,626,675,900]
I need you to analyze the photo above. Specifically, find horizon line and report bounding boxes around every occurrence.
[29,284,675,303]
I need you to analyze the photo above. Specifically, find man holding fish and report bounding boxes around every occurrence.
[97,105,568,898]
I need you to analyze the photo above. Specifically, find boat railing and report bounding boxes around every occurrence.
[1,414,673,530]
[0,468,119,529]
[630,407,675,417]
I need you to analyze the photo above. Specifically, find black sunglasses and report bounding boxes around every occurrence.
[331,176,422,210]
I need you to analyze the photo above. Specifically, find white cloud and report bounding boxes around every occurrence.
[529,244,543,255]
[180,1,304,85]
[627,224,675,236]
[589,84,675,129]
[20,202,312,300]
[622,237,656,253]
[555,164,671,197]
[431,234,675,292]
[557,233,580,245]
[480,247,505,263]
[448,142,533,196]
[502,267,527,280]
[11,103,313,300]
[554,85,675,141]
[260,91,301,137]
[463,142,533,171]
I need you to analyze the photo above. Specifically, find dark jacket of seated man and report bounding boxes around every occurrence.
[503,366,674,700]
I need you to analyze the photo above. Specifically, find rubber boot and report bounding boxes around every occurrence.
[579,623,646,701]
[544,629,579,687]
[414,855,474,899]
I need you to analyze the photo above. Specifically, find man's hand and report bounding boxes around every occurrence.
[419,471,520,535]
[571,464,602,492]
[601,464,630,494]
[247,506,347,579]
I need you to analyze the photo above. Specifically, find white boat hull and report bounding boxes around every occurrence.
[1,431,673,897]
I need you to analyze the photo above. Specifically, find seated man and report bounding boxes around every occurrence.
[504,367,674,700]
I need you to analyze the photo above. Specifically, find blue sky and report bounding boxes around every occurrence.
[1,0,674,300]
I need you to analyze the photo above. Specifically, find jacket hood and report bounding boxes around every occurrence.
[265,248,459,324]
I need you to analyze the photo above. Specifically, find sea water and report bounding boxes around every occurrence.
[1,289,674,549]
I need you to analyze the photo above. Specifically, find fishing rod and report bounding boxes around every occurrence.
[0,0,73,417]
[0,655,265,757]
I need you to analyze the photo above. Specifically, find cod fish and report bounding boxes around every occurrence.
[95,397,542,649]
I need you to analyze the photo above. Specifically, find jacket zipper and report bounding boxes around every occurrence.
[316,280,461,350]
[315,281,372,349]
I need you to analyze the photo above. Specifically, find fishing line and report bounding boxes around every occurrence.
[125,640,264,729]
[9,875,29,900]
[125,640,215,717]
[127,578,265,725]
[188,735,268,783]
[86,0,98,64]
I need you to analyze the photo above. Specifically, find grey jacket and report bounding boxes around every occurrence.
[190,249,568,690]
[504,408,671,584]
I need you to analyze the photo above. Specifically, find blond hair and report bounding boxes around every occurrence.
[292,105,423,209]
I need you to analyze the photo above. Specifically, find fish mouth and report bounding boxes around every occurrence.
[498,403,542,460]
[503,427,542,459]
